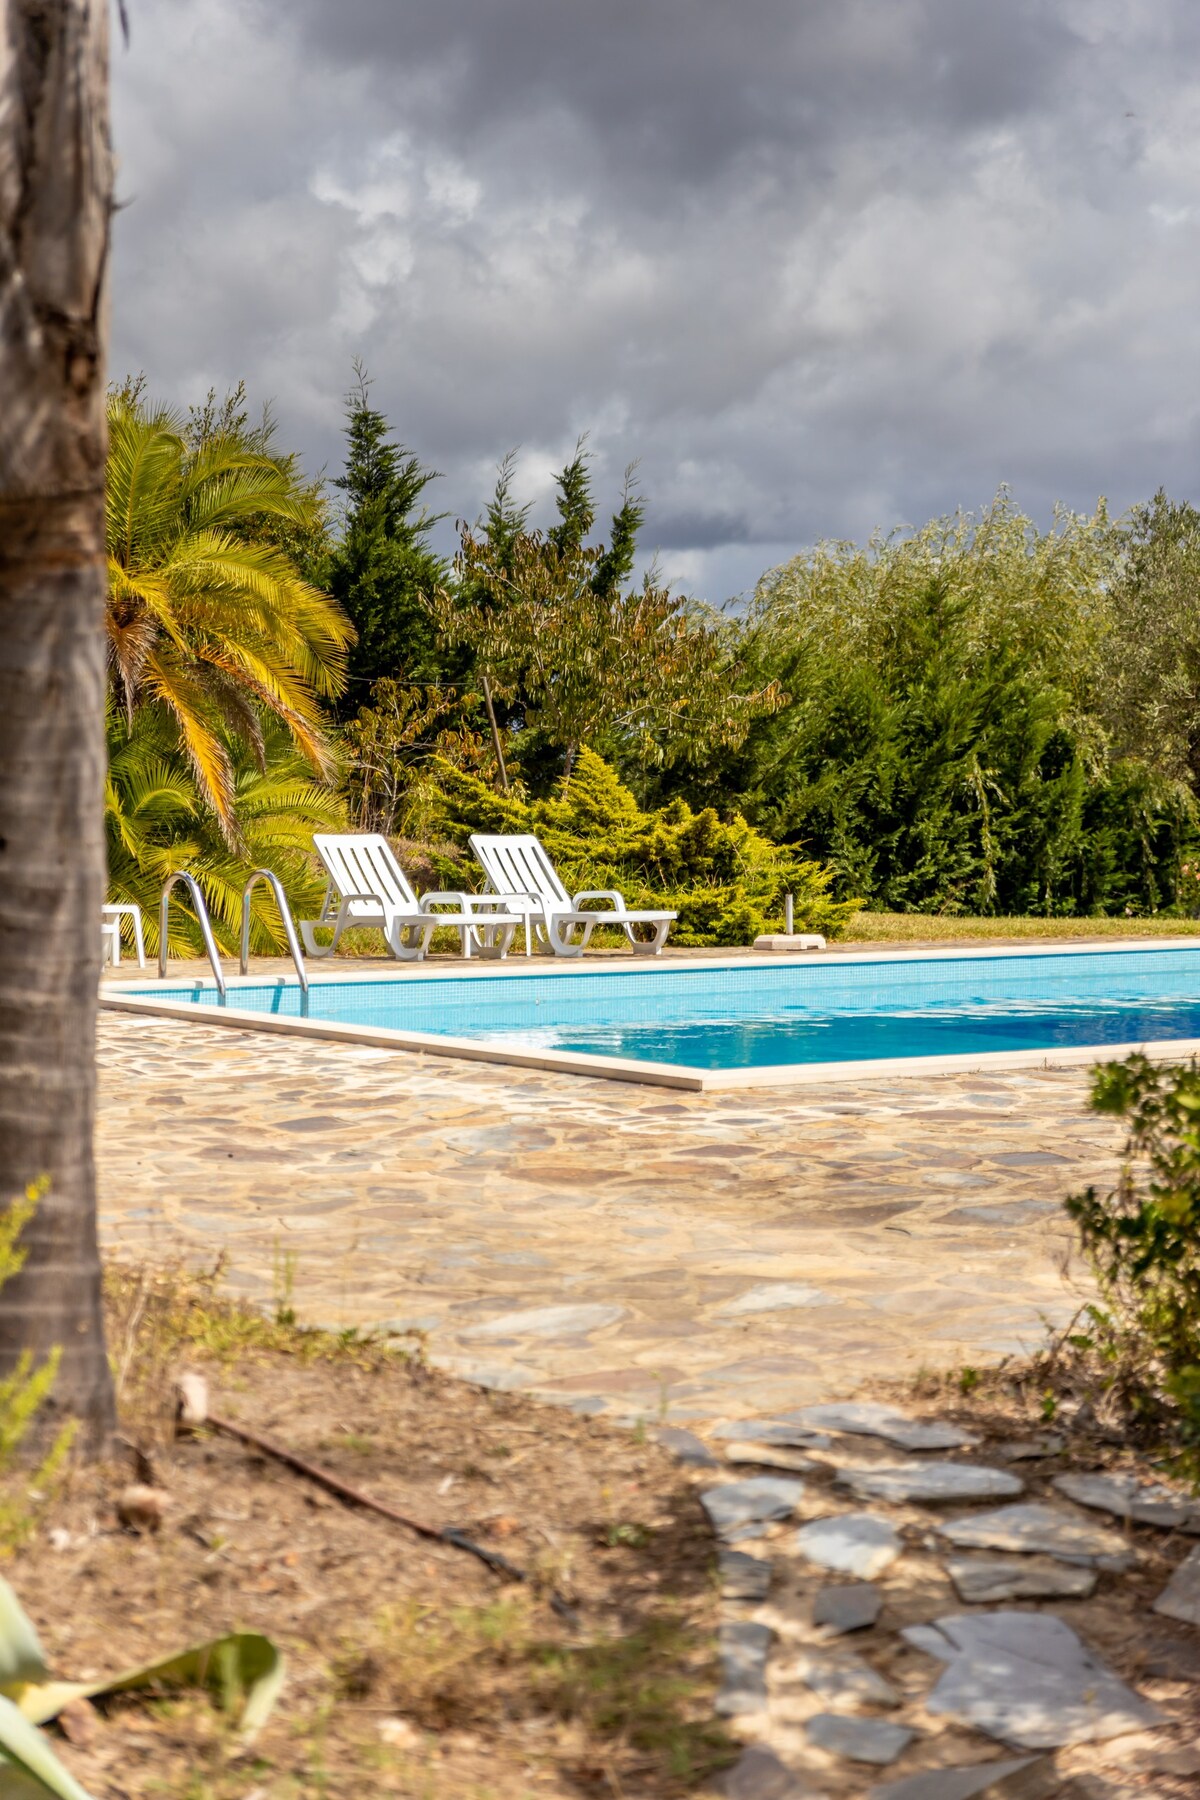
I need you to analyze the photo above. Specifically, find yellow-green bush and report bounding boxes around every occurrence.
[426,748,857,944]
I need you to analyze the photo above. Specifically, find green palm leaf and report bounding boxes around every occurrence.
[105,391,353,850]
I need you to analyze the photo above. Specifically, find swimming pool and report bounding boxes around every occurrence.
[106,942,1200,1090]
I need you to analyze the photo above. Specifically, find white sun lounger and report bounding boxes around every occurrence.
[469,832,675,957]
[301,834,517,962]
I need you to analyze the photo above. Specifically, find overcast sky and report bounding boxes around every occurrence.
[111,0,1200,602]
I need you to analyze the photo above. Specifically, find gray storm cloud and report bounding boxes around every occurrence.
[111,0,1200,599]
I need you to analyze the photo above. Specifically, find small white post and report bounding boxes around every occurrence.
[784,893,794,935]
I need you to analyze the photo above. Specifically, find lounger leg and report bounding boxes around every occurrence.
[300,910,348,957]
[546,916,596,957]
[132,909,146,968]
[622,919,672,956]
[473,918,516,960]
[386,918,435,961]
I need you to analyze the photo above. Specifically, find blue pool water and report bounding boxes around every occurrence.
[132,946,1200,1071]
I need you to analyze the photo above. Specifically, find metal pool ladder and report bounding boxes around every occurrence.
[240,868,309,993]
[159,871,227,1000]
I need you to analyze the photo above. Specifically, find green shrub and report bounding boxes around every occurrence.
[425,747,857,944]
[1065,1053,1200,1474]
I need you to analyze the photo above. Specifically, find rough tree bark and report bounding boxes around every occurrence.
[0,0,115,1445]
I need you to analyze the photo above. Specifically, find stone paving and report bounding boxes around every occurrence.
[96,1003,1114,1425]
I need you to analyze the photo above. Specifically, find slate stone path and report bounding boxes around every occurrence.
[698,1405,1200,1797]
[97,1011,1103,1422]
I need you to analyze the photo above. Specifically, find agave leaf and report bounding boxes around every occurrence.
[17,1634,283,1739]
[0,1585,48,1693]
[0,1695,94,1800]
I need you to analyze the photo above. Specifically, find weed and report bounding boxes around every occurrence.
[105,1259,408,1446]
[603,1521,652,1550]
[0,1180,77,1547]
[958,1366,981,1395]
[273,1243,298,1327]
[1040,1391,1058,1422]
[326,1431,376,1456]
[333,1596,532,1728]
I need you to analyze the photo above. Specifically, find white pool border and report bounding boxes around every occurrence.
[101,938,1200,1092]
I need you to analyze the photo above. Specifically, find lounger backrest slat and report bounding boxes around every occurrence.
[314,834,418,910]
[471,834,571,906]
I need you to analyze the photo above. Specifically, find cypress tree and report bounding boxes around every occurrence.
[325,369,447,708]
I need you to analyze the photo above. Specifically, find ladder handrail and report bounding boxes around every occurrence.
[159,872,227,999]
[240,869,309,992]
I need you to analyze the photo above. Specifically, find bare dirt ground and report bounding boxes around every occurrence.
[12,1267,730,1800]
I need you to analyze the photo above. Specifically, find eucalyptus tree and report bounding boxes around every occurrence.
[0,0,116,1444]
[436,449,778,784]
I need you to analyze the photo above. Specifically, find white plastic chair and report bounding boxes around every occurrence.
[469,832,675,957]
[300,834,517,962]
[102,903,146,967]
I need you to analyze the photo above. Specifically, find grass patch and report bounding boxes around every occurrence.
[105,1257,417,1444]
[845,910,1200,942]
[533,1613,731,1788]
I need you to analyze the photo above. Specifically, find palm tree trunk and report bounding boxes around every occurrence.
[0,0,115,1447]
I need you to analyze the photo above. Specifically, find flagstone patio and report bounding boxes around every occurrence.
[95,1008,1117,1425]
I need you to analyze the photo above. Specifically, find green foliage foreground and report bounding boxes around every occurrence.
[428,747,857,944]
[1067,1054,1200,1479]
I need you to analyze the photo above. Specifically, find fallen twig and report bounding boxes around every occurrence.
[183,1384,577,1622]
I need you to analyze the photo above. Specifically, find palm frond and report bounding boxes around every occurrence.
[141,658,239,840]
[104,388,353,866]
